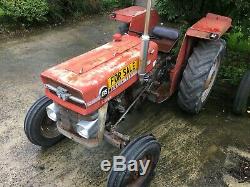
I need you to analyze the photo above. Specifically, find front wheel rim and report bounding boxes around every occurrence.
[40,116,60,139]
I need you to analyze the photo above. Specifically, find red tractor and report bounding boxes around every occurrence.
[24,1,232,186]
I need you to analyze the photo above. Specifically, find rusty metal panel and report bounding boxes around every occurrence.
[41,34,158,115]
[129,9,159,34]
[112,6,146,23]
[187,13,232,39]
[112,6,159,34]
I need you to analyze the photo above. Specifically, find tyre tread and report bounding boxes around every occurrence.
[178,39,225,113]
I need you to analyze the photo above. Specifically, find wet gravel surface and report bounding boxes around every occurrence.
[0,15,249,187]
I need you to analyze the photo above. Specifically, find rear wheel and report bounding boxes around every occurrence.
[178,39,225,114]
[24,96,64,147]
[107,135,161,187]
[233,71,250,115]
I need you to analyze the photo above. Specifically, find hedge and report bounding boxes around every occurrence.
[0,0,131,23]
[0,0,49,22]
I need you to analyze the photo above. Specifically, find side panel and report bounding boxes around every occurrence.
[129,9,159,34]
[111,6,159,35]
[112,6,146,23]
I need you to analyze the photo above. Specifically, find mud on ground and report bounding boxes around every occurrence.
[0,15,249,187]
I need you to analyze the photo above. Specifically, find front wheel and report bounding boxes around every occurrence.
[178,39,225,114]
[107,135,161,187]
[24,96,64,147]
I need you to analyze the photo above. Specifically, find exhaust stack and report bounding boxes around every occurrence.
[138,0,152,83]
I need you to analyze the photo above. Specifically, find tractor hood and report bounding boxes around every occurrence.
[41,34,158,115]
[62,37,141,75]
[41,35,138,114]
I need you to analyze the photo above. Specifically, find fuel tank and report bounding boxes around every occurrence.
[41,35,158,115]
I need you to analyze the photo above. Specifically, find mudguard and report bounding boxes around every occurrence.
[187,13,232,40]
[169,13,232,95]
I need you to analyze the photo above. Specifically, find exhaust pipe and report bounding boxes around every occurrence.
[138,0,152,83]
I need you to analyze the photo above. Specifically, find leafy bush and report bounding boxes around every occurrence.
[102,0,132,10]
[102,0,118,9]
[156,0,250,24]
[156,0,185,21]
[218,26,250,85]
[171,23,189,55]
[0,0,49,22]
[0,0,112,23]
[219,54,250,85]
[47,0,102,22]
[226,27,250,53]
[0,7,4,16]
[0,0,130,23]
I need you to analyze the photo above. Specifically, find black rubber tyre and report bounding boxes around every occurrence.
[24,96,64,147]
[233,70,250,115]
[178,39,226,114]
[107,135,161,187]
[118,23,129,35]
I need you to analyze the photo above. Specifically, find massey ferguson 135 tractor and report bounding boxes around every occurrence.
[24,1,232,186]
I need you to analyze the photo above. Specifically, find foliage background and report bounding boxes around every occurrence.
[0,0,249,85]
[156,0,250,85]
[0,0,133,23]
[0,0,49,22]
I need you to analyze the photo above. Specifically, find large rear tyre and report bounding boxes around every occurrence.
[24,96,64,147]
[107,135,161,187]
[233,70,250,115]
[178,39,225,114]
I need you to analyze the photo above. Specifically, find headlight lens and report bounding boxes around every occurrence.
[46,103,59,122]
[73,119,99,139]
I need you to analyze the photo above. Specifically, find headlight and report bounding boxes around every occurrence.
[73,119,99,139]
[46,103,59,122]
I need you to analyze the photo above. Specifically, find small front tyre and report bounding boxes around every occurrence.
[107,135,161,187]
[24,96,64,147]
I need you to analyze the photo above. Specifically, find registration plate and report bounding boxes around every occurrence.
[108,60,139,89]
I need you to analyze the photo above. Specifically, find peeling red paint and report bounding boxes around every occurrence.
[41,7,231,116]
[41,35,158,115]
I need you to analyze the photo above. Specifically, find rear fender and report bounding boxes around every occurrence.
[187,13,232,40]
[168,13,232,96]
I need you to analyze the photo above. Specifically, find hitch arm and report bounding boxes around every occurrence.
[111,84,151,131]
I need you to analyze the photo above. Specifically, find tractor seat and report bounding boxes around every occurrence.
[152,26,180,40]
